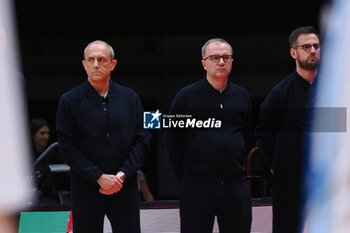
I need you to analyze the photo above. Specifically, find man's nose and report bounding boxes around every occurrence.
[92,59,100,67]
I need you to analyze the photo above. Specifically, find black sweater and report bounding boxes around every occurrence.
[255,71,313,182]
[166,78,253,180]
[56,81,152,185]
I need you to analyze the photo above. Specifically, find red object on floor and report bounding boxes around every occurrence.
[66,211,73,233]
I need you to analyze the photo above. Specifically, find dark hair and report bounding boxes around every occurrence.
[30,118,49,135]
[289,26,319,48]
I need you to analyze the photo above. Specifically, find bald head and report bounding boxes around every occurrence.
[83,40,115,61]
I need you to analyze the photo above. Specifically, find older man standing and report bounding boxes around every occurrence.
[56,40,151,233]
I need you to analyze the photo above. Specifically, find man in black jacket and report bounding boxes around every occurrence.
[167,38,253,233]
[56,40,151,233]
[256,26,320,233]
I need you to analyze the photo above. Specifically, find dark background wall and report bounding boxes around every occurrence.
[14,0,326,199]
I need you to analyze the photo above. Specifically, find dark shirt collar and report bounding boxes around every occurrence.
[203,77,231,94]
[295,71,312,90]
[86,80,112,98]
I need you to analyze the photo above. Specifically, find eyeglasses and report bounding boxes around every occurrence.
[293,43,320,51]
[203,54,233,63]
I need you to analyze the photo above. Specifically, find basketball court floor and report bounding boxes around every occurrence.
[19,199,272,233]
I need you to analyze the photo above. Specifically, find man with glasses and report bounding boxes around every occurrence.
[167,38,253,233]
[255,26,320,233]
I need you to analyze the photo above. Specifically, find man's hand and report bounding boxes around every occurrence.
[116,171,127,183]
[97,174,123,195]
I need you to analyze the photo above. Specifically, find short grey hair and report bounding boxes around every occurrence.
[201,38,233,59]
[83,40,115,60]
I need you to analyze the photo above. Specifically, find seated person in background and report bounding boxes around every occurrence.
[30,118,62,203]
[137,170,154,202]
[31,118,51,161]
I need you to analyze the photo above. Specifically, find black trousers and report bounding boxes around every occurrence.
[272,180,305,233]
[179,175,252,233]
[72,178,140,233]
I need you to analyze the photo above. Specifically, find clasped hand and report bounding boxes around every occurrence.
[97,174,124,195]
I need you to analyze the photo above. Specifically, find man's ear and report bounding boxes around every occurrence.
[110,59,117,71]
[201,60,207,71]
[290,48,297,59]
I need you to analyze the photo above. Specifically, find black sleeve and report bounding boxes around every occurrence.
[255,89,283,168]
[166,90,187,178]
[118,94,152,177]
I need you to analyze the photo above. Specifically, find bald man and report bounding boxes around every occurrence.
[56,40,152,233]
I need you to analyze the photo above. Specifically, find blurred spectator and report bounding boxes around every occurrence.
[30,118,62,204]
[30,118,51,160]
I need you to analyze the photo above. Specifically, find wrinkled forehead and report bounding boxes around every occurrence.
[84,42,110,58]
[206,42,232,55]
